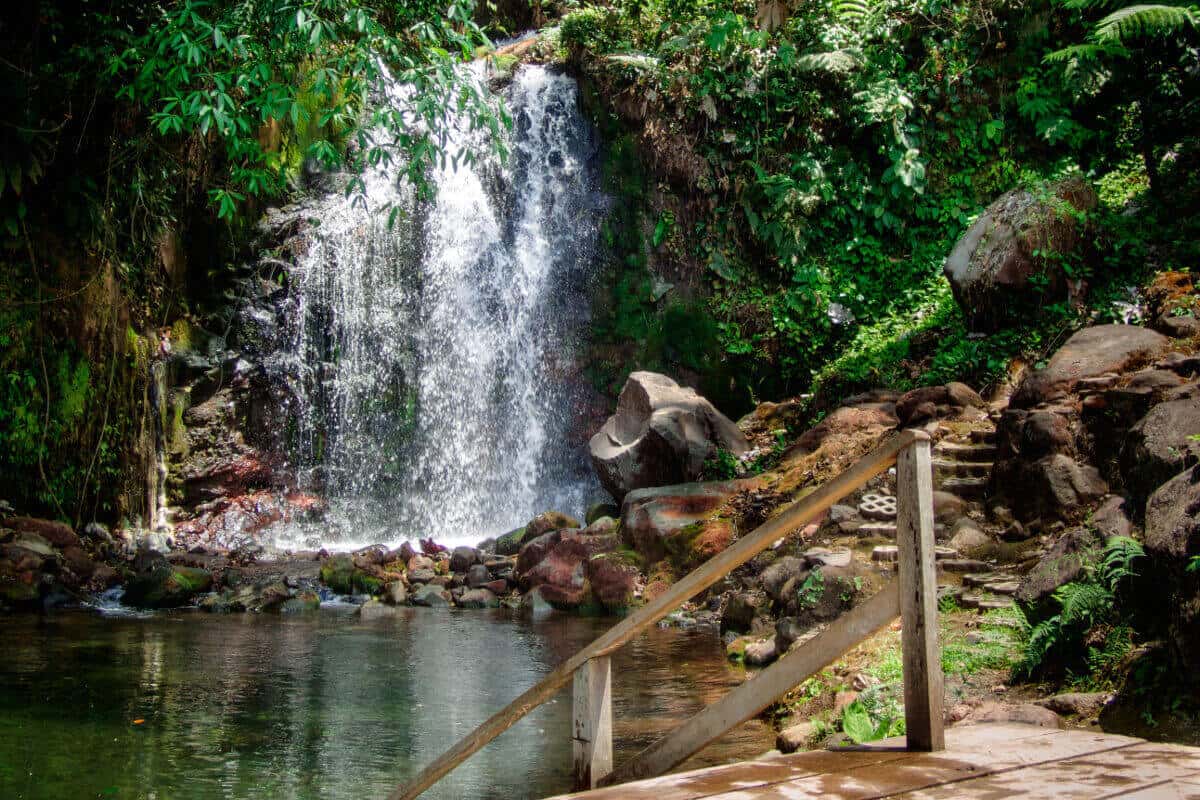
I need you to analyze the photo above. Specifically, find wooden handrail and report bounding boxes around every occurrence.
[388,429,925,800]
[604,580,903,785]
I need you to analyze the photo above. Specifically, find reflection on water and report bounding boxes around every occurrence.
[0,608,772,800]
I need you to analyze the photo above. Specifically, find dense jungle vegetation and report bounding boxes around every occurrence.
[1,0,1198,517]
[568,0,1200,409]
[0,0,500,520]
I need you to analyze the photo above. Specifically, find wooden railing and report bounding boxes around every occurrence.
[388,429,943,800]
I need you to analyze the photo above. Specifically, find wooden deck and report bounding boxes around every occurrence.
[546,723,1200,800]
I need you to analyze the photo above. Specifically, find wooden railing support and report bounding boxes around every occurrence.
[572,656,613,790]
[605,581,901,786]
[896,433,945,752]
[387,430,922,800]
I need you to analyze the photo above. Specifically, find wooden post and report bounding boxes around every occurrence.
[606,582,901,785]
[897,431,945,752]
[572,656,613,790]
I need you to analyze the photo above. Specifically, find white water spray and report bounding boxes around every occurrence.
[273,65,605,550]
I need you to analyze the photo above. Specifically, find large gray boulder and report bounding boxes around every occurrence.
[590,372,749,500]
[1143,465,1200,663]
[1011,325,1169,408]
[945,178,1097,331]
[1120,398,1200,504]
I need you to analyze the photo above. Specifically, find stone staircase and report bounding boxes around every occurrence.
[932,426,997,502]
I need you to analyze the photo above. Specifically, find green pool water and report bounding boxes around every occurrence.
[0,605,772,800]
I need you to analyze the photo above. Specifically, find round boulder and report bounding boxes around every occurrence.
[589,372,750,501]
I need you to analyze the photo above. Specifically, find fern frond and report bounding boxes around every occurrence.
[1101,535,1144,587]
[1061,0,1123,11]
[1044,42,1129,62]
[795,48,863,73]
[1094,4,1198,43]
[1055,582,1113,626]
[834,0,871,24]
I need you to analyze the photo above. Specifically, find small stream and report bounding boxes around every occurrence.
[0,608,773,800]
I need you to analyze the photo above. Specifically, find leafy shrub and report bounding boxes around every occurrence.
[1015,536,1146,685]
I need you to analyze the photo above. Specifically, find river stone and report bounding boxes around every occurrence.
[411,583,451,607]
[742,636,778,667]
[590,371,750,501]
[776,721,817,754]
[406,568,436,585]
[761,557,807,603]
[948,519,991,558]
[586,502,619,525]
[320,554,383,595]
[955,701,1065,728]
[406,555,434,572]
[585,553,639,613]
[280,591,321,613]
[495,527,525,556]
[466,563,491,588]
[9,533,56,559]
[1036,692,1112,719]
[522,511,582,544]
[358,598,403,619]
[944,178,1096,332]
[1011,325,1169,408]
[449,546,480,573]
[723,592,765,635]
[382,580,408,605]
[458,588,500,608]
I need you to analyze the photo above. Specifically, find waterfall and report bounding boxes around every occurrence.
[272,64,606,550]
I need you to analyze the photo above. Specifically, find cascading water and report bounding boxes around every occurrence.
[273,64,606,550]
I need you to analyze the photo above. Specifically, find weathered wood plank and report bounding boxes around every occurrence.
[605,581,902,785]
[573,656,613,790]
[693,728,1142,799]
[896,434,944,752]
[549,725,1136,800]
[887,741,1200,799]
[388,430,919,800]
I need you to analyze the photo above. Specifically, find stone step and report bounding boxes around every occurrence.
[959,591,1015,610]
[969,428,997,444]
[933,458,993,478]
[938,476,989,499]
[934,441,998,460]
[873,545,958,563]
[938,559,991,573]
[855,521,948,538]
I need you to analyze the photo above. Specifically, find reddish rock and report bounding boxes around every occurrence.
[793,405,897,452]
[896,386,950,425]
[482,579,509,595]
[7,517,80,550]
[523,511,582,543]
[621,480,748,565]
[61,546,96,579]
[407,555,434,572]
[1011,325,1169,408]
[515,531,563,579]
[585,554,639,612]
[955,701,1064,728]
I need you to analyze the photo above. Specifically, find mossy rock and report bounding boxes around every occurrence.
[586,502,619,525]
[495,527,525,556]
[127,564,213,608]
[279,592,319,618]
[320,554,383,595]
